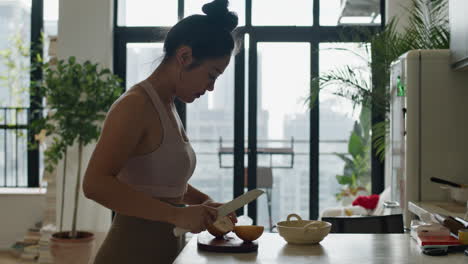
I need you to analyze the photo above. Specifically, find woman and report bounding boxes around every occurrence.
[83,1,238,263]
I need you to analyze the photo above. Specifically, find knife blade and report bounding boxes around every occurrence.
[217,189,264,217]
[173,189,265,237]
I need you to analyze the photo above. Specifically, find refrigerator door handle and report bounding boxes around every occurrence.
[402,107,407,136]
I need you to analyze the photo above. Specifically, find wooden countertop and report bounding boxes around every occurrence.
[174,233,466,264]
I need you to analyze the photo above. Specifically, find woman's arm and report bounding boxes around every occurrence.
[183,184,238,224]
[183,184,212,205]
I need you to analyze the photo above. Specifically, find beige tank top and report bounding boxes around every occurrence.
[116,80,196,198]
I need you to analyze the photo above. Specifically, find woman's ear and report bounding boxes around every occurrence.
[175,45,193,68]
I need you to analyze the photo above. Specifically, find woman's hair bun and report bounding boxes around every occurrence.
[202,0,238,32]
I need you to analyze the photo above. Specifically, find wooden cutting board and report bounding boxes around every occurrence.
[197,231,258,253]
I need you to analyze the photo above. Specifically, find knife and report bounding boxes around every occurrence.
[173,189,265,237]
[430,177,467,188]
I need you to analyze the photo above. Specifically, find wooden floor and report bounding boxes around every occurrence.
[0,251,20,264]
[0,232,107,264]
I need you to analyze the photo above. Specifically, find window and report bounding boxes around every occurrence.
[252,0,312,26]
[256,42,310,224]
[0,0,32,187]
[319,43,372,211]
[117,0,177,27]
[114,0,384,224]
[0,0,57,187]
[320,0,381,26]
[126,43,164,89]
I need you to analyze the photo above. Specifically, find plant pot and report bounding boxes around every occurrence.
[50,231,95,264]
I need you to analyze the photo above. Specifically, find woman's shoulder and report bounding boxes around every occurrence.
[109,83,152,114]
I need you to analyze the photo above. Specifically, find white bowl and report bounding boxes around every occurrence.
[276,214,332,244]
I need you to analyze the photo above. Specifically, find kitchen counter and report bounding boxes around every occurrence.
[408,201,466,219]
[174,233,466,264]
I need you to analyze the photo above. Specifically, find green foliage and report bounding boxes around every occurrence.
[29,56,123,173]
[0,33,44,107]
[309,0,449,163]
[334,107,372,200]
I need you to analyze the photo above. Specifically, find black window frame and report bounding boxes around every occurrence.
[113,0,385,222]
[28,0,43,188]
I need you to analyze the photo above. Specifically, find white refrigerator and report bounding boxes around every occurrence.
[387,50,468,227]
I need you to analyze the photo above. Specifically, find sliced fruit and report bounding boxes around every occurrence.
[234,225,264,242]
[207,216,234,238]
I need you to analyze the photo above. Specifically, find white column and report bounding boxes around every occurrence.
[55,0,114,233]
[57,0,113,67]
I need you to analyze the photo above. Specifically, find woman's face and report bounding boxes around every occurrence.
[175,54,231,103]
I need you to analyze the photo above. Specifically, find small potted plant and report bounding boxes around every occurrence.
[30,56,122,264]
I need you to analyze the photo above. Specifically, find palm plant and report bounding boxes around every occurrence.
[310,0,449,161]
[307,0,449,199]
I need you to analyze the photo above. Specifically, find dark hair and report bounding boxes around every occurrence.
[163,0,238,64]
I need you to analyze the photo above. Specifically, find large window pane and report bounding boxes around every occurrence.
[319,43,371,212]
[320,0,381,26]
[253,0,312,26]
[0,0,31,187]
[186,58,236,204]
[117,0,177,27]
[126,43,164,89]
[185,0,245,26]
[0,0,31,107]
[257,43,310,228]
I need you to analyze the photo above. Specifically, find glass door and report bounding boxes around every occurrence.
[185,58,236,204]
[247,41,311,229]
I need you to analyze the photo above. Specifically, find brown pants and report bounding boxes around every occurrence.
[93,213,184,264]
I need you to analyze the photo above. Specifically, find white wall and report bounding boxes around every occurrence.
[0,190,45,249]
[55,0,114,233]
[57,0,113,67]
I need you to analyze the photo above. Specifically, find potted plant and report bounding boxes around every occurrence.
[30,56,122,264]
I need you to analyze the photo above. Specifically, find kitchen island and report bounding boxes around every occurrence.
[174,233,466,264]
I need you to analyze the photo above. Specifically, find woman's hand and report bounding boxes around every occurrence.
[173,204,218,233]
[202,200,238,225]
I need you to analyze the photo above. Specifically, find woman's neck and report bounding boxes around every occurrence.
[145,62,177,105]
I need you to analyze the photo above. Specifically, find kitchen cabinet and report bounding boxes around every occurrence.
[450,0,468,70]
[174,233,466,263]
